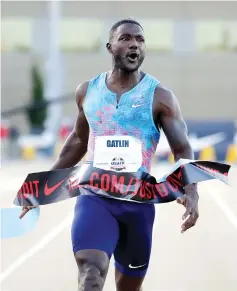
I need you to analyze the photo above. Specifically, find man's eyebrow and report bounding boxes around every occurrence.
[119,33,144,37]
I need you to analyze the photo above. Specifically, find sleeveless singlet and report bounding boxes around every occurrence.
[82,72,161,174]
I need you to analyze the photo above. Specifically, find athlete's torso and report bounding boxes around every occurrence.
[82,71,161,174]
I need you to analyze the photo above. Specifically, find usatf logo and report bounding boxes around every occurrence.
[110,157,126,171]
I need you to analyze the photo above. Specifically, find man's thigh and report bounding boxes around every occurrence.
[114,203,155,290]
[71,194,119,258]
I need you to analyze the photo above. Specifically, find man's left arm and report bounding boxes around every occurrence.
[154,86,199,233]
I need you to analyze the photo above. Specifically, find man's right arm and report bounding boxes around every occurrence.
[19,81,90,218]
[50,81,90,170]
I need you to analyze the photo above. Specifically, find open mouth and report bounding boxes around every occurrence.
[127,52,139,62]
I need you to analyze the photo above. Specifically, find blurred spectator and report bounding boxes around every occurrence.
[59,117,74,141]
[1,120,10,162]
[8,125,21,159]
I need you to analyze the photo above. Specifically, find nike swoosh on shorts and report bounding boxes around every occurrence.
[128,263,146,269]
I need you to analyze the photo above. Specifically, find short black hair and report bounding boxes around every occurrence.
[109,18,143,40]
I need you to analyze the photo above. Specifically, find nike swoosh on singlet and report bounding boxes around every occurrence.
[132,104,143,108]
[44,178,66,196]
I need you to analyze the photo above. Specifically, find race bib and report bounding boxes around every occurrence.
[93,136,142,172]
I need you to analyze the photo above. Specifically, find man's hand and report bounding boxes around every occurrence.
[19,206,38,219]
[177,190,199,233]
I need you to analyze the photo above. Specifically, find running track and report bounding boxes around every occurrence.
[1,159,237,291]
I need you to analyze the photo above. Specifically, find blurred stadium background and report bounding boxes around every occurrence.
[1,1,237,165]
[1,2,237,291]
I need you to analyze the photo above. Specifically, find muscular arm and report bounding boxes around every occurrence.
[20,81,90,217]
[155,85,196,191]
[50,81,90,170]
[155,86,200,233]
[155,86,193,161]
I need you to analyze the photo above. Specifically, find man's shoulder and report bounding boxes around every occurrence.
[77,72,106,91]
[75,80,90,97]
[143,72,160,84]
[144,73,173,96]
[78,71,104,86]
[75,72,106,105]
[153,82,177,108]
[155,83,174,96]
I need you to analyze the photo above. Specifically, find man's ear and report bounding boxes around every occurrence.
[106,42,112,53]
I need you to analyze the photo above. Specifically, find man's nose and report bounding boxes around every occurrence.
[128,39,138,50]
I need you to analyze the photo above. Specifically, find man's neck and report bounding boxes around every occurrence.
[108,68,141,88]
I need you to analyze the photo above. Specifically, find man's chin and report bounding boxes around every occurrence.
[123,58,144,72]
[122,63,141,73]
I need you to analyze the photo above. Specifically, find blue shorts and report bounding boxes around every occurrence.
[71,193,155,278]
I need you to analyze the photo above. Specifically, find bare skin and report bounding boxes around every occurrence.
[154,85,199,234]
[20,22,199,291]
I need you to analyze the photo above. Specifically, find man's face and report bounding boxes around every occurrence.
[108,23,146,72]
